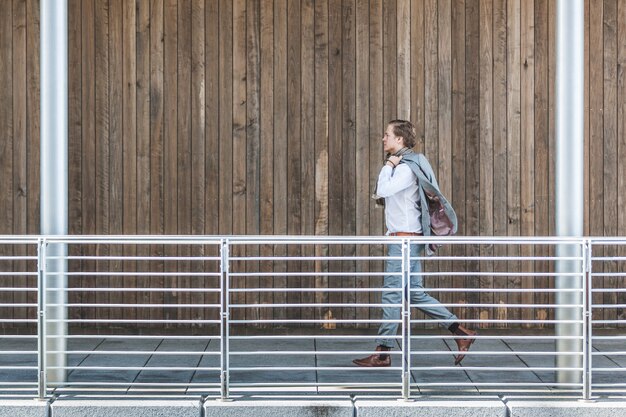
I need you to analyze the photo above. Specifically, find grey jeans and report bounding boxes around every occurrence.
[376,242,458,348]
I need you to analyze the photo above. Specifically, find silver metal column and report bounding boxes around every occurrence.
[40,0,68,384]
[555,0,584,386]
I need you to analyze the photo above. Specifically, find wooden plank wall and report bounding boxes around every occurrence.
[1,0,626,328]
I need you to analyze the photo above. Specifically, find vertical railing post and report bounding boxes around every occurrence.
[583,240,593,400]
[36,239,47,399]
[401,239,411,400]
[219,239,231,400]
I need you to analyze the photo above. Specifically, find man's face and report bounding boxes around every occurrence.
[382,124,404,154]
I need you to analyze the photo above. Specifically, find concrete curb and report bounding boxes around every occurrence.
[506,399,626,417]
[355,397,506,417]
[0,400,48,417]
[50,399,200,417]
[203,399,354,417]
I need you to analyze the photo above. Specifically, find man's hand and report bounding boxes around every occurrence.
[386,155,403,167]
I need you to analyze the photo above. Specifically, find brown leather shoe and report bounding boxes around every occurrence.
[352,346,391,367]
[453,325,477,365]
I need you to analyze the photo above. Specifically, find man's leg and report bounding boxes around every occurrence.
[408,243,476,365]
[353,243,402,367]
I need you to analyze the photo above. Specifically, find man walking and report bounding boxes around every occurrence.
[353,120,476,367]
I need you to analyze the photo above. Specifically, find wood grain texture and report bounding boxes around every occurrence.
[2,1,625,329]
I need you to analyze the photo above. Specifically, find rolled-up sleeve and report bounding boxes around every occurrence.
[376,164,416,197]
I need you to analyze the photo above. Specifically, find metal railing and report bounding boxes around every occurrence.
[0,235,624,399]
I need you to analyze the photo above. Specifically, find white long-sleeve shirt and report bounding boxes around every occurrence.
[376,164,422,234]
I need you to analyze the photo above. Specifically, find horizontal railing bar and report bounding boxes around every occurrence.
[415,256,582,261]
[590,368,626,372]
[590,320,626,324]
[412,382,583,387]
[47,382,220,387]
[0,288,37,292]
[47,272,221,276]
[229,351,402,355]
[411,335,584,340]
[229,319,401,324]
[47,303,221,308]
[419,272,583,277]
[410,351,581,356]
[230,256,392,261]
[0,304,38,307]
[408,366,583,371]
[229,272,395,277]
[229,303,400,308]
[229,335,401,340]
[46,319,221,324]
[59,256,221,261]
[225,302,582,309]
[591,352,626,356]
[229,366,403,371]
[0,319,37,323]
[591,273,626,277]
[410,319,583,323]
[60,288,221,293]
[591,304,626,308]
[49,350,220,355]
[227,287,583,293]
[0,256,37,260]
[48,366,221,371]
[0,351,37,354]
[229,288,398,293]
[0,272,37,276]
[47,335,221,339]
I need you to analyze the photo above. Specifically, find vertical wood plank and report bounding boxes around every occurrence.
[369,0,383,319]
[534,0,550,315]
[191,0,206,320]
[149,0,164,325]
[479,0,494,325]
[424,0,438,173]
[26,0,40,236]
[147,0,165,320]
[341,0,356,323]
[259,0,274,321]
[589,0,604,311]
[13,0,26,236]
[246,0,260,321]
[465,0,480,322]
[286,0,302,320]
[121,0,137,320]
[68,0,81,321]
[423,0,438,328]
[355,0,370,326]
[13,0,27,323]
[108,0,123,320]
[492,0,508,323]
[94,0,110,322]
[520,0,534,326]
[232,0,246,240]
[205,0,220,310]
[177,0,192,322]
[135,0,151,321]
[438,0,455,323]
[411,0,425,152]
[327,0,342,318]
[584,0,590,236]
[506,0,521,323]
[618,0,626,317]
[314,0,329,317]
[397,0,410,119]
[81,0,96,323]
[0,0,13,324]
[603,0,618,319]
[273,0,287,319]
[451,0,466,323]
[300,0,315,321]
[219,0,233,235]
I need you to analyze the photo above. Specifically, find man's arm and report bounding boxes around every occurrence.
[376,164,415,197]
